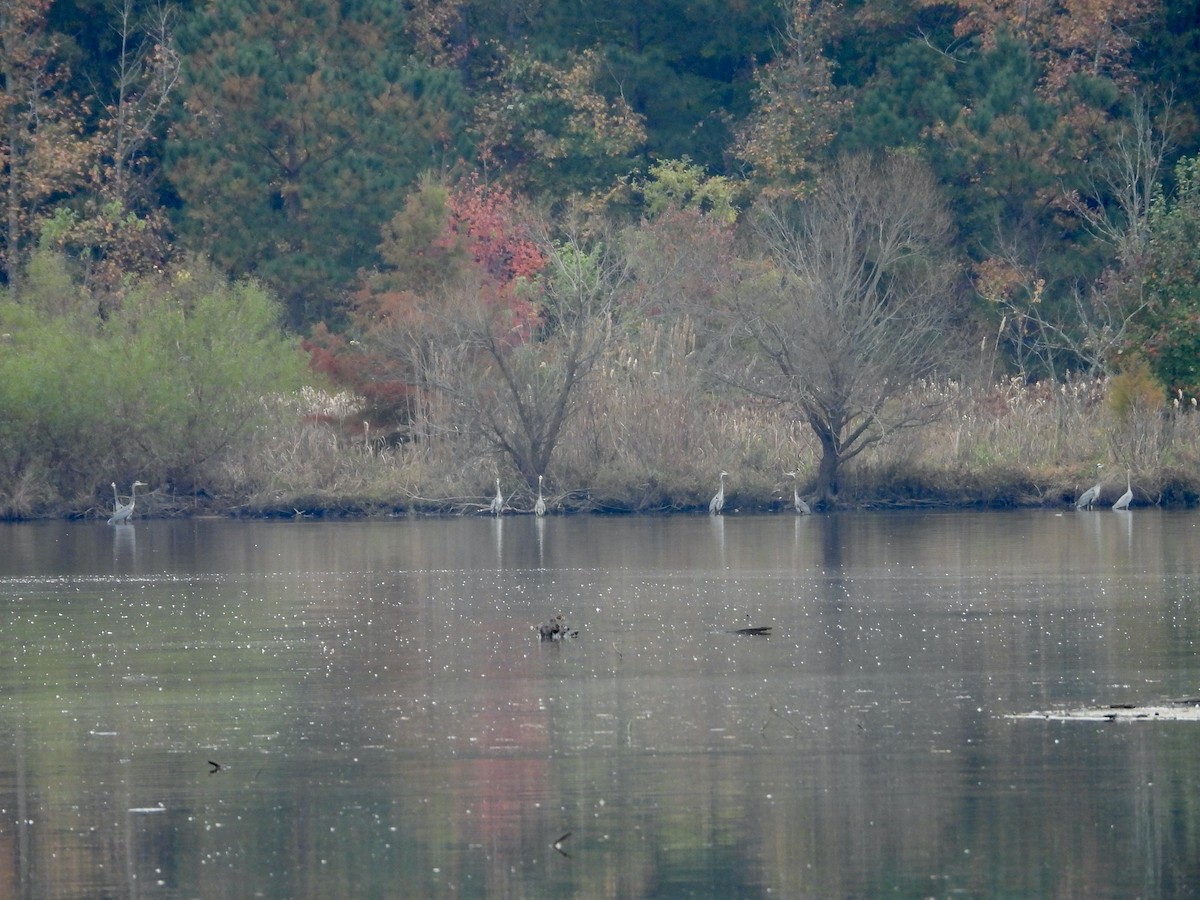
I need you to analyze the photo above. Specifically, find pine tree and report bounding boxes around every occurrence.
[1138,155,1200,395]
[166,0,471,325]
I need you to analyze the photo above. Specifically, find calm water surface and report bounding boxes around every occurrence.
[2,510,1200,898]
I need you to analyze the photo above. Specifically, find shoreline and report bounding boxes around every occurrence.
[24,478,1198,523]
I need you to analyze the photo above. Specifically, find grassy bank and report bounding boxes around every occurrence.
[110,374,1200,520]
[7,337,1200,521]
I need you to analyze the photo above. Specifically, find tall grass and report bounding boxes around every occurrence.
[853,375,1200,507]
[227,327,1200,516]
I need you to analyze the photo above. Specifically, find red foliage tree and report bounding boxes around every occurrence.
[443,177,546,339]
[303,176,549,438]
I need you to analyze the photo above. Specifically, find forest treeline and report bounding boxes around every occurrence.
[2,0,1200,517]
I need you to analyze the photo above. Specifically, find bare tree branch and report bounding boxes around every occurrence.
[723,154,963,506]
[423,225,631,486]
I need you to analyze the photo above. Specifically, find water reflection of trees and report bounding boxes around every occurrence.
[5,514,1200,896]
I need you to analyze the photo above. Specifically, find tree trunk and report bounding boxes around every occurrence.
[813,424,841,508]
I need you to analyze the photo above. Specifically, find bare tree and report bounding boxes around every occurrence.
[1072,93,1176,359]
[730,154,961,507]
[429,229,628,486]
[1077,94,1175,266]
[104,0,180,204]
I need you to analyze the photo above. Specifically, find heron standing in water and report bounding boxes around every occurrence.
[534,475,547,517]
[709,472,728,515]
[785,472,811,514]
[108,480,146,525]
[490,478,504,516]
[1112,471,1133,511]
[1075,464,1103,509]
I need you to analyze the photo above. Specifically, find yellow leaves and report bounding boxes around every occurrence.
[0,0,97,274]
[402,0,469,68]
[1108,357,1165,421]
[640,158,739,226]
[936,0,1052,45]
[974,257,1028,304]
[1054,0,1154,72]
[217,74,264,107]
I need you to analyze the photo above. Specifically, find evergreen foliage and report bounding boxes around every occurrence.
[1139,155,1200,395]
[164,0,472,324]
[467,0,782,172]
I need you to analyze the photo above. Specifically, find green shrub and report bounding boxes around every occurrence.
[0,254,306,515]
[110,269,307,488]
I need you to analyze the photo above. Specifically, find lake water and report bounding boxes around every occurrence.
[2,510,1200,898]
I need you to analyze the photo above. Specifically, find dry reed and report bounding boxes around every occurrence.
[219,335,1200,514]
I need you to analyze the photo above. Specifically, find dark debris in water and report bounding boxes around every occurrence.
[728,614,772,636]
[538,615,579,641]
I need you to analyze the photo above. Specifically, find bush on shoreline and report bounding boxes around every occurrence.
[0,258,306,519]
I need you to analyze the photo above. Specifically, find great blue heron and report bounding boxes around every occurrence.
[534,474,546,517]
[490,478,504,516]
[1075,464,1103,509]
[709,471,728,515]
[108,480,146,525]
[1113,471,1133,511]
[785,472,812,515]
